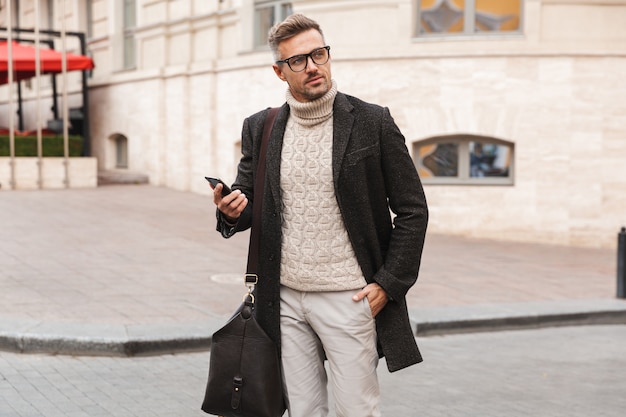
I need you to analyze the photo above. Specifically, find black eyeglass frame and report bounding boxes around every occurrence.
[275,46,331,72]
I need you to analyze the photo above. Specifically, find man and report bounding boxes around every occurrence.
[211,13,428,417]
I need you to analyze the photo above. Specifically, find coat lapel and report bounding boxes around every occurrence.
[332,93,355,188]
[265,95,353,210]
[265,105,289,212]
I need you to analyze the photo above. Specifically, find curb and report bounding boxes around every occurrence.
[0,318,223,357]
[2,299,626,357]
[0,333,212,357]
[410,298,626,336]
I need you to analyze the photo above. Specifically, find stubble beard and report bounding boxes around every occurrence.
[301,76,330,102]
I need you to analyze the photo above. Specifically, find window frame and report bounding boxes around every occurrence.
[413,134,515,186]
[414,0,524,38]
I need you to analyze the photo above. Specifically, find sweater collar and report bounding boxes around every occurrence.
[286,80,338,126]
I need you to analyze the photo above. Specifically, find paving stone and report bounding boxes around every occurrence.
[0,326,624,416]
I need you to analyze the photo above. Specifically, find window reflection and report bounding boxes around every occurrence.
[419,143,458,177]
[421,0,465,33]
[418,0,521,35]
[469,142,510,177]
[475,0,520,32]
[414,135,514,184]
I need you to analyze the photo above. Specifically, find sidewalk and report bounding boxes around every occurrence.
[1,184,625,355]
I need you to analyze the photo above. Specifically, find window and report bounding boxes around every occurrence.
[416,0,522,36]
[122,0,136,69]
[6,0,20,27]
[46,0,53,29]
[254,1,293,48]
[86,0,93,38]
[115,135,128,168]
[414,134,514,185]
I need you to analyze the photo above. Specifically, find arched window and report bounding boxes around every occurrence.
[114,134,128,169]
[413,134,514,185]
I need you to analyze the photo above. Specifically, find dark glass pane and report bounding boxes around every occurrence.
[419,143,458,177]
[124,0,136,29]
[281,3,293,19]
[123,34,135,69]
[255,3,292,46]
[115,136,128,168]
[469,142,511,177]
[254,6,273,47]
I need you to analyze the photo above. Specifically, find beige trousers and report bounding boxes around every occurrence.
[280,286,381,417]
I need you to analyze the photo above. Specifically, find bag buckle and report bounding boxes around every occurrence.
[244,274,258,286]
[243,274,258,303]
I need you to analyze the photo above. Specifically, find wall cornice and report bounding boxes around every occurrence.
[86,49,626,91]
[134,8,238,38]
[541,0,626,5]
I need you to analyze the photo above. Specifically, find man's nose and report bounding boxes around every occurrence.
[304,56,318,72]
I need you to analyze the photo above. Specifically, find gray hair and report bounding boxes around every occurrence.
[268,14,324,61]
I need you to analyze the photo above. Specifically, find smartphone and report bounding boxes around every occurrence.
[205,177,232,196]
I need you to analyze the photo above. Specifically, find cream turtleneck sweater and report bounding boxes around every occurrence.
[279,81,366,292]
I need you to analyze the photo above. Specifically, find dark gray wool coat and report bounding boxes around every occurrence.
[216,92,428,372]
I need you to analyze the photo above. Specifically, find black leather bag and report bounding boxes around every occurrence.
[202,107,285,417]
[201,290,285,417]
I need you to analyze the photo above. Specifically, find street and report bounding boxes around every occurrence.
[2,325,625,417]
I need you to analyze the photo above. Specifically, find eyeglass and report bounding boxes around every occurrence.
[275,46,331,72]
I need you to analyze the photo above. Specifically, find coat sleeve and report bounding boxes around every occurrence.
[215,116,257,238]
[372,108,429,302]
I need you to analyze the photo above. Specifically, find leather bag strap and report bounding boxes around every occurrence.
[246,107,280,277]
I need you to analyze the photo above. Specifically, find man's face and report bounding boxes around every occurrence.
[272,29,332,103]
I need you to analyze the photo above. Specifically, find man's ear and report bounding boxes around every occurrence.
[273,64,287,82]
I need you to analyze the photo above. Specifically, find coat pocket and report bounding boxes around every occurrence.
[344,144,380,166]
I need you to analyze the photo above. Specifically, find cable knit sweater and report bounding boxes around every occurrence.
[279,81,366,292]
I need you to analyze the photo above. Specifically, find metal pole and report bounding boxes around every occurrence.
[51,73,59,120]
[618,227,626,299]
[17,81,23,131]
[35,0,43,189]
[76,32,91,157]
[7,0,15,189]
[60,0,70,188]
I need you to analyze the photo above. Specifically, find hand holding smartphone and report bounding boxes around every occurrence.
[205,177,232,196]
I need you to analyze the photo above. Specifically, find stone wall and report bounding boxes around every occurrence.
[1,0,625,248]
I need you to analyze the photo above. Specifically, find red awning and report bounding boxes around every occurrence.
[0,41,95,85]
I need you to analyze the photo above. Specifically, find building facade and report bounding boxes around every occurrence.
[1,0,625,249]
